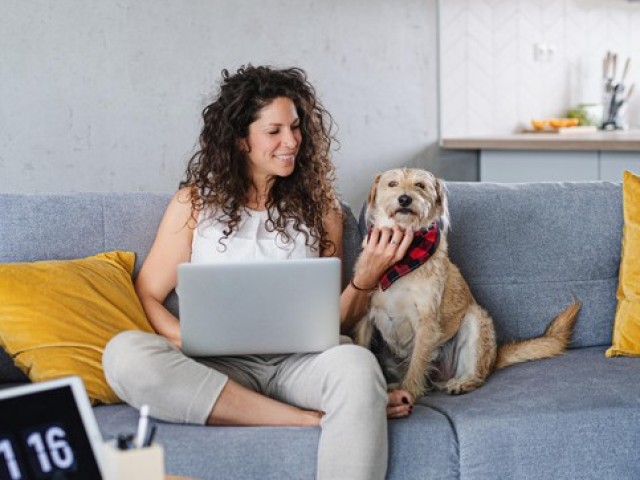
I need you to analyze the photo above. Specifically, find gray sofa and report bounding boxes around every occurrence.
[1,180,639,479]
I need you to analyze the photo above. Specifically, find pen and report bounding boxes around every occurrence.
[143,423,157,447]
[135,404,150,448]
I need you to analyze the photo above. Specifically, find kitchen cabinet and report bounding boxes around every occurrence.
[600,152,640,181]
[441,131,640,183]
[479,150,599,182]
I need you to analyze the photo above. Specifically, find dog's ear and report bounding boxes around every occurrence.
[365,173,382,227]
[366,174,382,209]
[435,178,450,232]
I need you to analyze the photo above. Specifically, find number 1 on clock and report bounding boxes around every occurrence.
[0,437,22,480]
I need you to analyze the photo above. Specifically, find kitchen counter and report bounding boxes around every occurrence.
[440,131,640,182]
[440,130,640,151]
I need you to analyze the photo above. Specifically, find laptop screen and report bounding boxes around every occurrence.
[0,382,102,480]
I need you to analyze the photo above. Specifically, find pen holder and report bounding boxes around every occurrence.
[101,442,165,480]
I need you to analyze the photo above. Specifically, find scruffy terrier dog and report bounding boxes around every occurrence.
[354,168,581,398]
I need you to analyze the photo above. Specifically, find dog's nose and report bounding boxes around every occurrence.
[398,195,412,207]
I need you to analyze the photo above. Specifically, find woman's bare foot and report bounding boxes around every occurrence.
[387,389,414,418]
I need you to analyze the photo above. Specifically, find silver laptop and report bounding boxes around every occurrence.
[0,376,104,479]
[177,257,341,356]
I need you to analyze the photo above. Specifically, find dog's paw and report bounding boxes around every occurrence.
[442,378,483,395]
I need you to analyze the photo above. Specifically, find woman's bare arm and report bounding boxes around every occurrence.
[320,203,367,333]
[135,188,195,348]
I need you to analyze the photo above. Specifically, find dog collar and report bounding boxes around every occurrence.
[378,221,441,291]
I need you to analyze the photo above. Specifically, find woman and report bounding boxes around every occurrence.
[103,65,415,480]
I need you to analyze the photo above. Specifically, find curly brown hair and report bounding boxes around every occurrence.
[181,65,340,253]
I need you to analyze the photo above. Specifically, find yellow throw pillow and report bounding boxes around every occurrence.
[0,251,154,403]
[606,170,640,357]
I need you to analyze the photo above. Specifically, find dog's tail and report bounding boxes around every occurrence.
[494,299,581,370]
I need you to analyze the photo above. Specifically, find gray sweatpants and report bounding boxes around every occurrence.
[103,331,388,480]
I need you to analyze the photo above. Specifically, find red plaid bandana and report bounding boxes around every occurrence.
[378,222,441,291]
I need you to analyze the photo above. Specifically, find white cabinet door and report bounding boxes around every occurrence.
[480,150,599,182]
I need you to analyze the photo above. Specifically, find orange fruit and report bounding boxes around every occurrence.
[549,118,579,128]
[531,119,549,130]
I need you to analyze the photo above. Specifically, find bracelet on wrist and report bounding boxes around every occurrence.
[350,277,377,292]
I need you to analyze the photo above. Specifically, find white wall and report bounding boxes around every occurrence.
[440,0,640,136]
[0,0,453,208]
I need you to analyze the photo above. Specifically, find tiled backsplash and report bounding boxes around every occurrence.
[439,0,640,136]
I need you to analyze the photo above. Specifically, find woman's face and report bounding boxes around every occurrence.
[243,96,302,187]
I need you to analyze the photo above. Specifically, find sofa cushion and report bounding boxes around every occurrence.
[339,201,362,289]
[94,402,458,480]
[0,193,168,381]
[0,251,154,403]
[446,182,622,348]
[420,347,640,480]
[359,181,622,348]
[607,170,640,357]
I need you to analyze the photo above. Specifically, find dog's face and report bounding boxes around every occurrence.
[366,168,449,231]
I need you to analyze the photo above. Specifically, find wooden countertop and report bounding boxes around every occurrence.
[440,130,640,151]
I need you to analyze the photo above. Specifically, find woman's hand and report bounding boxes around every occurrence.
[340,226,414,330]
[387,389,414,419]
[352,226,414,290]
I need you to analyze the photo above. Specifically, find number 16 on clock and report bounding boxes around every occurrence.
[1,424,77,480]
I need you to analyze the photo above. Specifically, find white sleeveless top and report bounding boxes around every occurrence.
[191,208,319,262]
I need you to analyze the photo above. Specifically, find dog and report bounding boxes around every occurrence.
[354,168,581,398]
